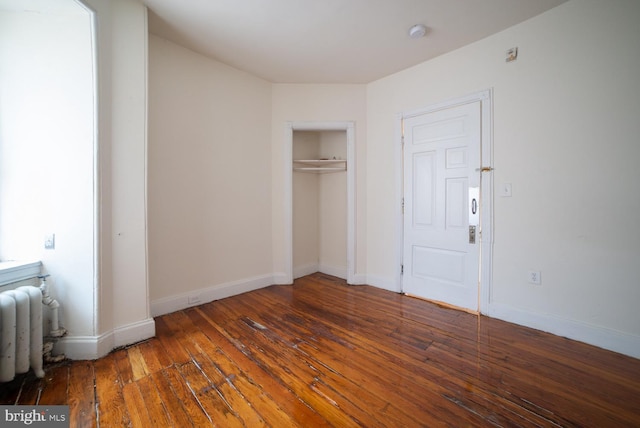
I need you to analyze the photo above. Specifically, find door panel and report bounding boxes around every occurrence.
[412,247,465,283]
[403,101,481,311]
[413,152,436,226]
[445,178,467,228]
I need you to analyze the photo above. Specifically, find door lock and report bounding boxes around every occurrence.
[469,225,476,244]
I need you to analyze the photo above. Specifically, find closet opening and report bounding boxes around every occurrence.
[284,122,356,285]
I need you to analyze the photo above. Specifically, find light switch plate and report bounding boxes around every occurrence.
[44,234,55,250]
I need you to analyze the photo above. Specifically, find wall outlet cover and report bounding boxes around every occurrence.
[528,270,541,285]
[188,294,202,305]
[44,234,55,250]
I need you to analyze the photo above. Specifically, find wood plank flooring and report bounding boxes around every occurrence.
[2,273,639,427]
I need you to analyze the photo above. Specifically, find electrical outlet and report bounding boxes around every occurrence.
[528,270,541,285]
[44,234,55,250]
[188,294,202,305]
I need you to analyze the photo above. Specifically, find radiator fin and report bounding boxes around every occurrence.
[0,286,44,382]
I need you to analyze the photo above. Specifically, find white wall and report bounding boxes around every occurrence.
[147,35,273,313]
[0,7,95,336]
[72,0,152,358]
[0,0,152,359]
[271,85,367,282]
[366,0,640,357]
[105,0,152,343]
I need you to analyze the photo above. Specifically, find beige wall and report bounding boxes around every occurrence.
[147,35,273,302]
[147,76,365,303]
[366,0,640,355]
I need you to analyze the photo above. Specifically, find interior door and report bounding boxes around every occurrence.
[402,101,481,312]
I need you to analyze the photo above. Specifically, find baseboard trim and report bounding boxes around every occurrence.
[366,274,401,292]
[348,273,367,285]
[150,274,275,317]
[293,264,349,281]
[55,317,156,360]
[488,302,640,359]
[113,318,156,348]
[271,272,290,285]
[53,335,103,361]
[318,264,347,280]
[362,275,639,359]
[293,263,318,279]
[53,275,639,361]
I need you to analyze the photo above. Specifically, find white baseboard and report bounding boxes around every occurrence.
[293,264,348,281]
[361,275,639,359]
[348,273,367,285]
[293,263,318,279]
[318,263,347,280]
[272,272,290,285]
[50,271,640,361]
[150,274,275,317]
[488,302,640,359]
[113,318,156,348]
[53,335,102,361]
[366,274,401,292]
[55,317,156,360]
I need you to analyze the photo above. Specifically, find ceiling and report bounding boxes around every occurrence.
[0,0,569,83]
[144,0,568,84]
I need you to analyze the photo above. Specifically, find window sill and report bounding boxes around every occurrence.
[0,260,42,287]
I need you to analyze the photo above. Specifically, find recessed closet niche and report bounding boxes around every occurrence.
[292,130,347,280]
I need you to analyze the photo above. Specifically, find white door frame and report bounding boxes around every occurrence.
[284,121,356,284]
[396,90,493,313]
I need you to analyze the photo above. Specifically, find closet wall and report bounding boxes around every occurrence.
[293,131,347,279]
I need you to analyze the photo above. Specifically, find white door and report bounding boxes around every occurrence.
[402,101,481,312]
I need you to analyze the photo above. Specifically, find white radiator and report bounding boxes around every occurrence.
[0,286,45,382]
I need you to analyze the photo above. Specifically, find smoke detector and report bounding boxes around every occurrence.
[408,24,427,39]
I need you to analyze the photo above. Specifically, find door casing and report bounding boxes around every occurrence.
[396,90,493,313]
[284,121,357,284]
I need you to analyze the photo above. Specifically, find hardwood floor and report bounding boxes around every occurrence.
[2,273,639,427]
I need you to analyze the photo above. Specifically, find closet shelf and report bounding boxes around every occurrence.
[293,159,346,173]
